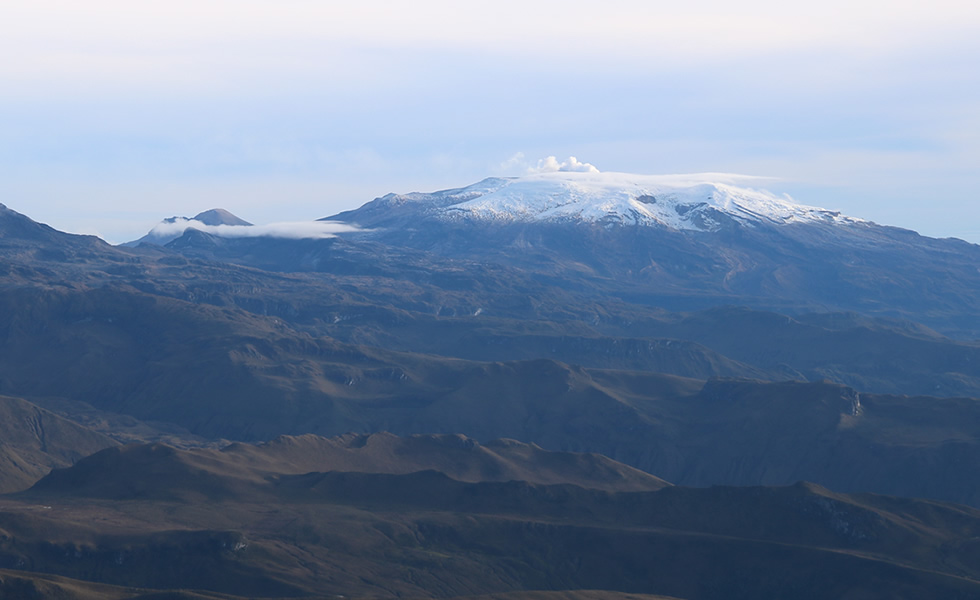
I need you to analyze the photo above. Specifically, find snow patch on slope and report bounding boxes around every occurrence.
[371,178,513,209]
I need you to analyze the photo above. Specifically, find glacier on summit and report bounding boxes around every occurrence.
[420,172,866,232]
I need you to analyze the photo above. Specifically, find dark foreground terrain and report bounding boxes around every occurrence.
[2,435,980,599]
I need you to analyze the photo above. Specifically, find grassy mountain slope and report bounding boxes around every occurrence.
[0,396,116,493]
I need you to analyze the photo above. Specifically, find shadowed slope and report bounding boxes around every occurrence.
[0,396,117,493]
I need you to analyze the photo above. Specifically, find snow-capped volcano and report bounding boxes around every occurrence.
[418,172,863,232]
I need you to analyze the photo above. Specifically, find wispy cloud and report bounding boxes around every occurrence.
[498,152,526,172]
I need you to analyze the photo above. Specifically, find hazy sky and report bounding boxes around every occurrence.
[2,1,979,243]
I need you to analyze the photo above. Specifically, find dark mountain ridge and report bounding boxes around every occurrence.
[30,432,669,500]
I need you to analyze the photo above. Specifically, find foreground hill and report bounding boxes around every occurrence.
[31,433,669,500]
[3,442,980,599]
[0,395,116,493]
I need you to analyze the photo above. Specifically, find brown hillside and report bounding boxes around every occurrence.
[30,433,668,502]
[0,396,117,493]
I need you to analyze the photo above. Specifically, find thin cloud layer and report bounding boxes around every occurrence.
[149,219,362,240]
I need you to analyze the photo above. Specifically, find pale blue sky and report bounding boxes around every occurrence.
[1,1,979,243]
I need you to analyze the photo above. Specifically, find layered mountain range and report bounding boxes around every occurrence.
[2,171,980,598]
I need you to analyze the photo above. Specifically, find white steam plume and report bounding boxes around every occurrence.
[529,156,600,174]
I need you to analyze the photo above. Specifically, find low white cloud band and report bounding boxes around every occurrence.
[149,219,362,240]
